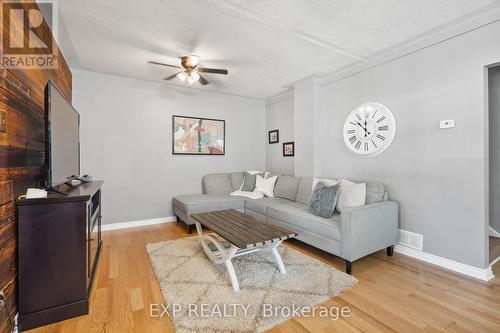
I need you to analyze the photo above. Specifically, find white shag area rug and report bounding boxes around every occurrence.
[146,236,357,333]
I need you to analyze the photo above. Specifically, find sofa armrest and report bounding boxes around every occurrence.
[340,201,399,262]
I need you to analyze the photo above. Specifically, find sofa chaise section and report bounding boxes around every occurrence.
[173,173,246,232]
[173,194,246,233]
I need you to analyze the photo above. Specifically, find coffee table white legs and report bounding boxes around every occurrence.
[194,220,287,292]
[225,259,240,291]
[195,221,240,291]
[271,245,287,274]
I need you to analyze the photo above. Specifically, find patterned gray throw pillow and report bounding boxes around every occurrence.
[241,172,265,191]
[308,182,341,218]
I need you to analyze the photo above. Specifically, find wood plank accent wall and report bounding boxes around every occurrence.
[0,2,72,332]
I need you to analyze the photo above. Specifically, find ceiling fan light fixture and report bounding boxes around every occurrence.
[187,71,200,84]
[184,55,199,67]
[176,71,187,81]
[149,55,227,86]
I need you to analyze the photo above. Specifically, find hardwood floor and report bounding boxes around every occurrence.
[27,222,500,333]
[490,236,500,264]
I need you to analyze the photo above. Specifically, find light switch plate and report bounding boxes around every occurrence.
[439,119,454,129]
[0,110,5,133]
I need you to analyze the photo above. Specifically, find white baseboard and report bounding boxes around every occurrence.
[394,244,494,282]
[489,226,500,238]
[101,216,176,231]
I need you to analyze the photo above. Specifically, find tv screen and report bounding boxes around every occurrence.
[45,81,80,187]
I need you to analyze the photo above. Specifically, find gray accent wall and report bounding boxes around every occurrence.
[489,65,500,234]
[266,20,500,269]
[320,20,500,269]
[265,93,294,175]
[73,70,265,225]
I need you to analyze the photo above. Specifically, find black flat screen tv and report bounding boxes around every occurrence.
[44,81,80,187]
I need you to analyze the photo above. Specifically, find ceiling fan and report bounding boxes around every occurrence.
[148,55,228,86]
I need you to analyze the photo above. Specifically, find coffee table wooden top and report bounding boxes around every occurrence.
[191,209,297,249]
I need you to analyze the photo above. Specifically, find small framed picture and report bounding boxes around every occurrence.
[283,142,294,157]
[268,129,279,144]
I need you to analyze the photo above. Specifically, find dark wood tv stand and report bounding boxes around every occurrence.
[16,181,103,331]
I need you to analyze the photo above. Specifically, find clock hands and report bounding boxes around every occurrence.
[356,121,371,136]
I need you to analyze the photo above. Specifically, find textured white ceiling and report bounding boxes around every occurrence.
[58,0,499,99]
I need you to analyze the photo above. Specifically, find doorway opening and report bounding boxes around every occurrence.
[488,64,500,266]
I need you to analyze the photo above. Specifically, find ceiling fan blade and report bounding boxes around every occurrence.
[163,73,179,80]
[198,74,209,85]
[148,61,181,69]
[197,67,228,75]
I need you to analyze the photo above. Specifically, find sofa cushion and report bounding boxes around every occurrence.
[245,197,292,215]
[267,202,341,241]
[312,177,338,190]
[309,182,341,218]
[229,172,244,191]
[173,194,245,214]
[266,172,281,179]
[274,176,300,201]
[202,174,233,194]
[365,182,385,204]
[296,178,313,204]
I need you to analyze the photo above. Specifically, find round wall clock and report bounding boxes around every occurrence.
[343,102,396,157]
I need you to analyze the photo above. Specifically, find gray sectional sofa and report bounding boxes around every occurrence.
[173,172,398,274]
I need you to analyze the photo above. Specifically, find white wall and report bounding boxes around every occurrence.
[320,20,500,268]
[293,79,323,177]
[265,93,294,175]
[73,70,265,224]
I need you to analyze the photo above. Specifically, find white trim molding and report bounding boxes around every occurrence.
[321,3,500,87]
[490,226,500,238]
[101,216,176,231]
[266,89,293,106]
[395,245,494,282]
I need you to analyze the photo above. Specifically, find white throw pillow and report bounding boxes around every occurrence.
[336,179,366,211]
[230,190,264,199]
[255,175,277,197]
[312,178,338,191]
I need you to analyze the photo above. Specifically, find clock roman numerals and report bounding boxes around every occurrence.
[344,104,395,156]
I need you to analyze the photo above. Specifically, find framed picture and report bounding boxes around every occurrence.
[268,129,279,144]
[172,115,225,155]
[283,142,294,157]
